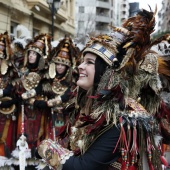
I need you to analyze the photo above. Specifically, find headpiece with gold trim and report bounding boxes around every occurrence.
[51,36,78,67]
[84,7,158,70]
[0,32,12,75]
[24,33,51,70]
[49,36,78,79]
[0,97,16,115]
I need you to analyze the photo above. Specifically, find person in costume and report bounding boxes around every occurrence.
[47,36,76,143]
[37,7,170,170]
[8,33,52,169]
[30,36,78,147]
[152,39,170,169]
[0,32,18,169]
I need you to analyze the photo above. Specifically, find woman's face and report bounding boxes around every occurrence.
[56,63,67,74]
[77,53,96,90]
[28,50,37,64]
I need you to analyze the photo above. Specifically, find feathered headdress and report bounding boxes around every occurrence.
[11,25,32,69]
[83,6,162,115]
[51,35,78,67]
[84,6,157,71]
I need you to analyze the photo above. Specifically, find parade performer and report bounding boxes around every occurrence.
[0,32,17,169]
[37,7,170,170]
[152,38,170,169]
[9,33,51,169]
[30,36,78,147]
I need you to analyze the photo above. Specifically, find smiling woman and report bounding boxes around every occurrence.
[77,53,96,90]
[37,7,170,170]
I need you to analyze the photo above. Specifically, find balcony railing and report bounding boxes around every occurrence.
[96,0,110,9]
[96,15,110,23]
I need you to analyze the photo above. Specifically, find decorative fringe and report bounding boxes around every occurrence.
[121,161,126,170]
[138,121,144,170]
[160,155,168,167]
[130,118,138,167]
[128,165,137,170]
[113,117,128,161]
[148,161,154,170]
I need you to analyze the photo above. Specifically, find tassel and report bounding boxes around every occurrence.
[160,155,168,167]
[113,116,128,154]
[148,161,154,170]
[4,143,11,158]
[130,118,138,166]
[128,165,137,170]
[121,160,126,170]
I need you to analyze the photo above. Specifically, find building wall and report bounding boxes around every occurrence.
[75,0,112,39]
[129,2,139,17]
[158,0,170,33]
[0,0,75,40]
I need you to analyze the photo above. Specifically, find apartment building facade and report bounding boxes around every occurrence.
[0,0,75,40]
[75,0,129,44]
[157,0,170,33]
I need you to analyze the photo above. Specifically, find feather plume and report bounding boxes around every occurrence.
[16,25,31,38]
[122,7,157,63]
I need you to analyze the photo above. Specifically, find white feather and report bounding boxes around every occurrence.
[16,25,31,38]
[11,147,31,159]
[35,161,48,170]
[0,156,9,167]
[51,40,59,48]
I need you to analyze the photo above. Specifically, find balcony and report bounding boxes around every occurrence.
[96,0,110,9]
[26,0,67,24]
[96,27,110,34]
[96,15,110,23]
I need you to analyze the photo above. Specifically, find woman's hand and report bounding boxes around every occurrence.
[28,98,35,105]
[38,141,60,169]
[38,139,73,169]
[47,96,62,107]
[21,89,36,99]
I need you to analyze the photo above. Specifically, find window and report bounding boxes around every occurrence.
[111,10,113,18]
[122,11,126,15]
[78,21,84,30]
[79,6,84,13]
[33,29,39,37]
[11,22,18,37]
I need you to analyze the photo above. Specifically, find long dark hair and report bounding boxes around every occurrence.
[77,55,108,114]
